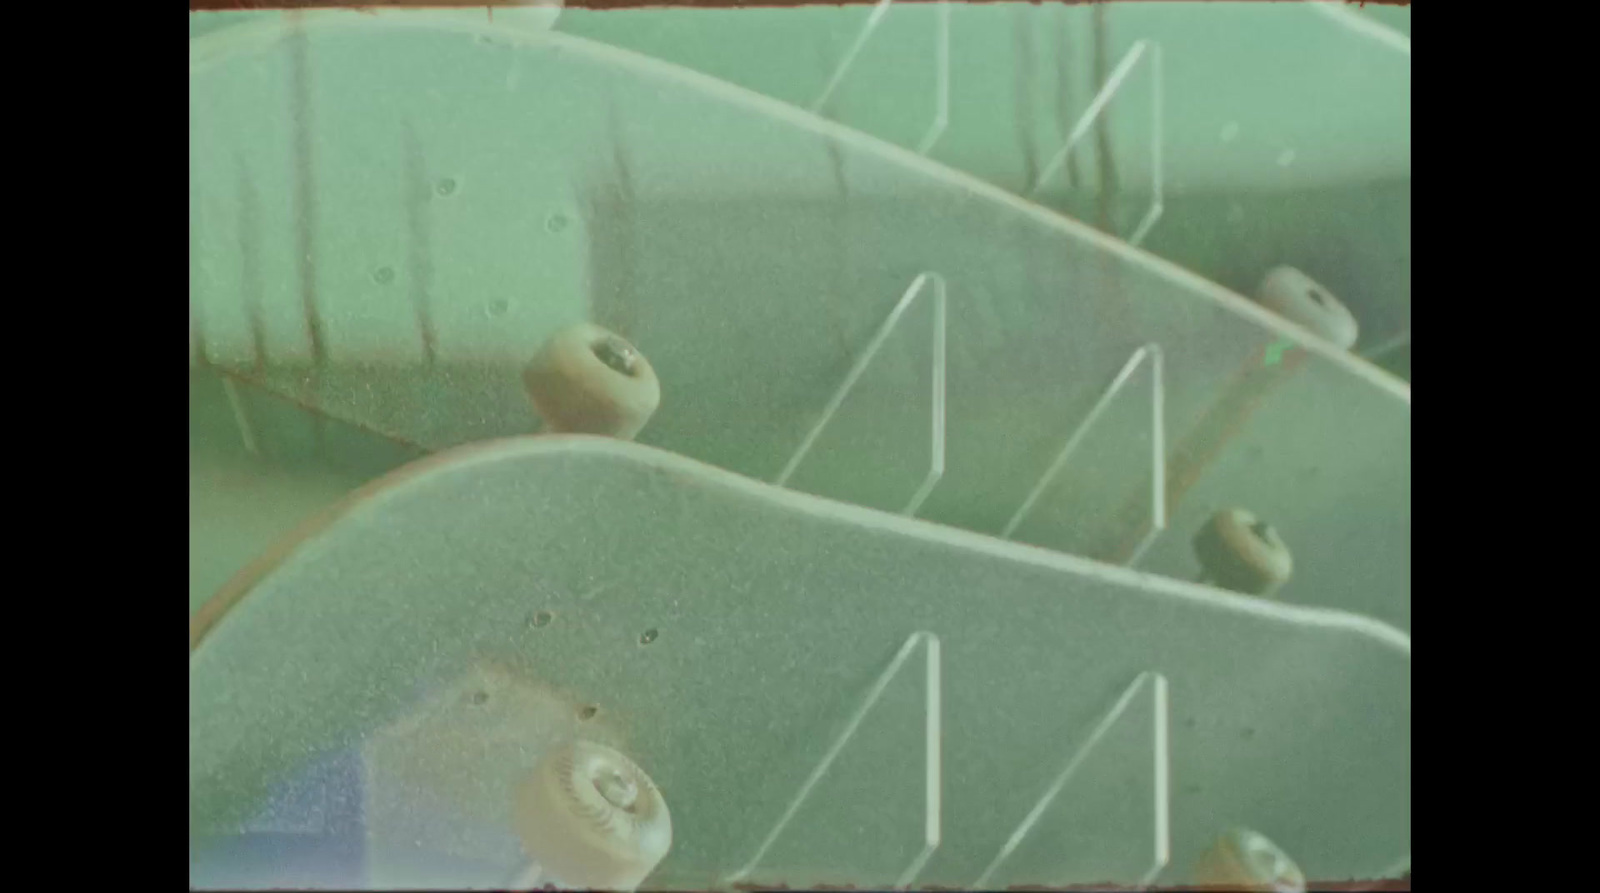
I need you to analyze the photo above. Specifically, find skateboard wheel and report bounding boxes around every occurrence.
[1192,828,1306,892]
[512,739,672,891]
[1255,266,1359,350]
[523,323,660,440]
[1193,508,1293,597]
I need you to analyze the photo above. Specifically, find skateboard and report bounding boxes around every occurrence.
[189,16,1410,636]
[190,435,1409,889]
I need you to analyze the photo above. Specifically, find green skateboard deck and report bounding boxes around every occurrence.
[190,436,1409,889]
[189,16,1410,636]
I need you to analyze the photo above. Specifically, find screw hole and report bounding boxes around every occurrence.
[577,705,598,721]
[591,336,639,377]
[1249,520,1274,543]
[529,610,553,628]
[639,628,658,646]
[435,177,458,197]
[592,769,640,812]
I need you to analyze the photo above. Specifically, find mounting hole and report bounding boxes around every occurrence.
[577,705,598,721]
[435,177,459,197]
[1249,520,1275,543]
[529,610,553,629]
[639,628,658,646]
[372,266,395,285]
[591,336,640,377]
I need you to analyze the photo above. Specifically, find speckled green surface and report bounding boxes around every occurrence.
[190,4,1410,350]
[554,2,1411,349]
[189,14,1408,631]
[188,10,1409,886]
[190,436,1409,888]
[189,372,425,615]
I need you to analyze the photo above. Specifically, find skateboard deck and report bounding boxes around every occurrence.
[190,435,1409,889]
[189,15,1410,633]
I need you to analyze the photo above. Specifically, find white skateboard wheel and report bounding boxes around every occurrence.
[523,323,660,440]
[512,739,672,891]
[1193,508,1293,597]
[1193,828,1306,892]
[1255,266,1359,350]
